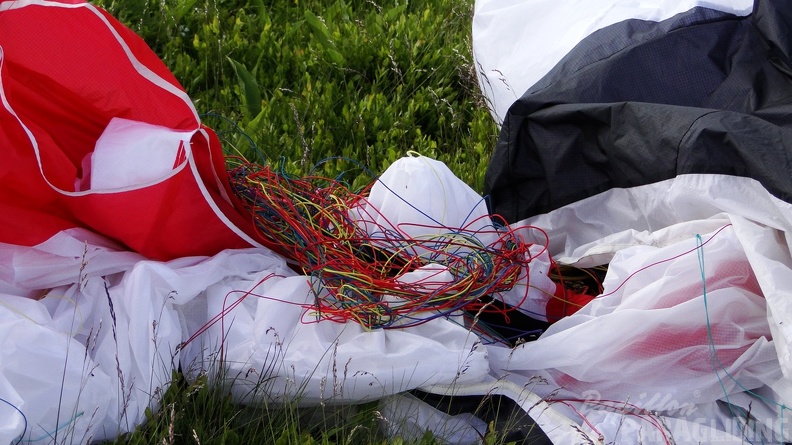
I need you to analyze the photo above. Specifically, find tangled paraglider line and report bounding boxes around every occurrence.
[226,156,546,330]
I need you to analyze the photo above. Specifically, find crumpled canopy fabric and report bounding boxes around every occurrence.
[0,227,493,443]
[471,0,754,126]
[475,0,792,442]
[0,1,493,443]
[482,179,792,444]
[3,0,792,444]
[0,0,261,260]
[480,0,789,223]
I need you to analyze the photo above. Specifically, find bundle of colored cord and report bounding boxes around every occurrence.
[227,157,538,329]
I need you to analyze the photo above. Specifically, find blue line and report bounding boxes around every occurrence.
[697,233,787,444]
[0,396,26,445]
[28,412,84,442]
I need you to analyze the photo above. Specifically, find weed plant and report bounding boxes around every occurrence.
[96,0,498,191]
[92,0,503,443]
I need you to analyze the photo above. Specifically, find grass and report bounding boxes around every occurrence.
[96,0,498,191]
[114,370,392,445]
[90,0,505,443]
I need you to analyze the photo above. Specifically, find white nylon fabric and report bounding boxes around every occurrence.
[0,228,489,443]
[4,157,792,444]
[85,117,194,191]
[350,154,497,260]
[378,393,488,444]
[483,174,792,444]
[472,0,754,125]
[350,154,557,321]
[0,156,501,444]
[468,0,792,440]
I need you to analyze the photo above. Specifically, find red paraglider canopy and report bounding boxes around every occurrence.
[0,0,261,260]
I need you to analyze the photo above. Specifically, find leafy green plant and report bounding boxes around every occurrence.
[94,0,498,191]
